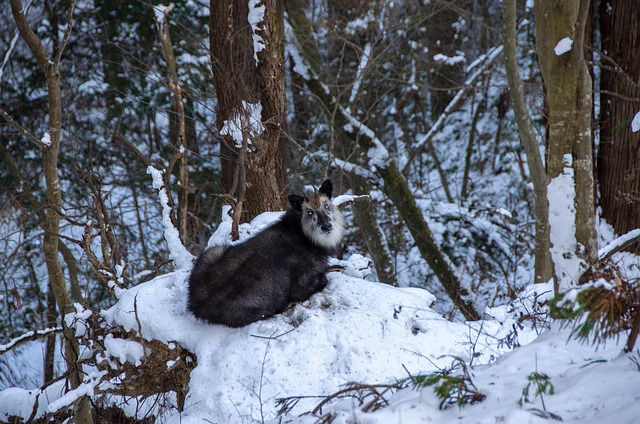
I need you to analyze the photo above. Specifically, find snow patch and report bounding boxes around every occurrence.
[547,154,584,291]
[146,166,194,270]
[64,303,93,338]
[41,132,51,146]
[631,111,640,132]
[554,37,573,56]
[220,101,264,148]
[103,334,146,366]
[248,0,266,65]
[433,52,466,65]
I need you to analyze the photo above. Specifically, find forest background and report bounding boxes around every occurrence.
[0,0,639,422]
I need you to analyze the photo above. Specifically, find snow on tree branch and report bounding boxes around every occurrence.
[412,45,504,156]
[349,42,372,104]
[0,327,62,354]
[46,371,108,415]
[598,228,640,261]
[306,151,378,182]
[147,165,194,270]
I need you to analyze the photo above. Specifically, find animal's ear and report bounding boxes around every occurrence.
[288,194,305,211]
[318,180,333,199]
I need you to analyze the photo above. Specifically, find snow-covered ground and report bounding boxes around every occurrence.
[1,210,639,424]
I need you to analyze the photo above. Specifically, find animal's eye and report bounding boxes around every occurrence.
[324,203,330,209]
[307,210,313,217]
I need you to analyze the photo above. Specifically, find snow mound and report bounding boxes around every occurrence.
[302,323,636,424]
[0,210,525,423]
[99,206,520,422]
[102,265,507,423]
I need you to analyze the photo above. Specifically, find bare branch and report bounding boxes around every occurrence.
[9,0,49,71]
[53,0,76,65]
[114,132,152,167]
[0,106,47,148]
[405,44,504,172]
[154,4,190,244]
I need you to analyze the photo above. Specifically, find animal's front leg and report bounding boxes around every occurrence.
[289,271,328,302]
[313,272,328,292]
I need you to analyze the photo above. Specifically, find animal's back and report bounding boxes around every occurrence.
[187,211,330,327]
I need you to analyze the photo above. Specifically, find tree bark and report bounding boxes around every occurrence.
[535,0,597,291]
[210,0,287,221]
[349,173,398,286]
[502,0,552,284]
[597,0,640,251]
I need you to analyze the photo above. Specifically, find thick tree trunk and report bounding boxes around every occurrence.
[597,1,640,250]
[535,0,596,291]
[210,0,287,222]
[502,0,552,284]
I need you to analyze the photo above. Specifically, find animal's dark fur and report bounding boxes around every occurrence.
[187,180,344,327]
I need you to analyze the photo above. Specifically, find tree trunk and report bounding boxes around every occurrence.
[9,1,93,421]
[535,0,596,292]
[210,0,287,222]
[349,172,398,286]
[597,0,640,251]
[502,0,552,284]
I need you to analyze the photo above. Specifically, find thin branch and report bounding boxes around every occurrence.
[114,132,151,167]
[307,151,378,182]
[0,327,63,354]
[154,3,189,244]
[53,0,76,65]
[333,195,371,209]
[0,28,21,86]
[0,106,47,148]
[9,0,49,71]
[404,44,505,174]
[598,229,640,261]
[311,382,401,415]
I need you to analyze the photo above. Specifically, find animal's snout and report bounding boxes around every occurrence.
[321,223,333,233]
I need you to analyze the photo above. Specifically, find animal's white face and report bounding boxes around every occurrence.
[301,195,344,250]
